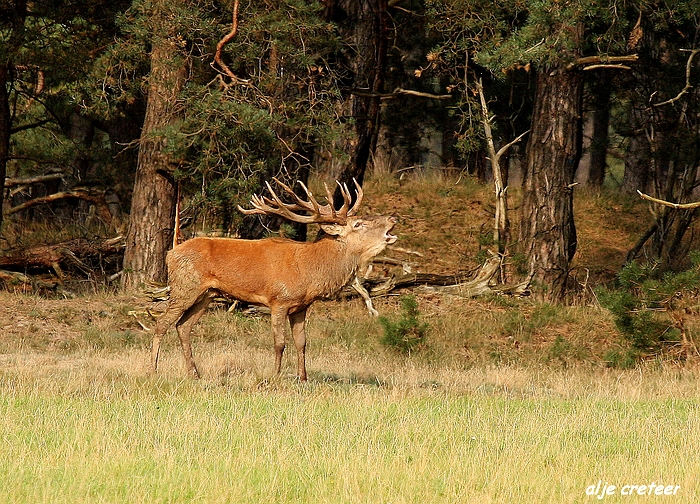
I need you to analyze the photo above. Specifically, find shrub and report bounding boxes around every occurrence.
[379,295,429,354]
[596,260,700,367]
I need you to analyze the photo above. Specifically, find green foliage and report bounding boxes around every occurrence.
[423,0,649,163]
[379,295,429,354]
[81,0,343,233]
[548,335,577,367]
[597,260,699,367]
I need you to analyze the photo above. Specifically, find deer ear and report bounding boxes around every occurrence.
[320,223,345,236]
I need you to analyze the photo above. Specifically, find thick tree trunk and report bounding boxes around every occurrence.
[122,29,188,288]
[0,0,28,229]
[326,0,388,206]
[620,109,651,194]
[519,65,583,301]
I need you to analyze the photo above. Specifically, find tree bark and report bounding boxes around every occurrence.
[0,64,10,228]
[519,64,584,301]
[122,18,189,288]
[326,0,388,206]
[620,105,651,194]
[586,74,612,188]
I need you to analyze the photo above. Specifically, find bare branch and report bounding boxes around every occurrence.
[653,48,700,107]
[637,190,700,209]
[7,188,116,227]
[566,54,638,71]
[582,64,632,71]
[393,88,452,99]
[495,128,530,160]
[212,0,249,85]
[10,118,52,134]
[345,87,452,100]
[5,173,66,187]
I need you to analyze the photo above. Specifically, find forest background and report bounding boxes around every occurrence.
[2,0,700,363]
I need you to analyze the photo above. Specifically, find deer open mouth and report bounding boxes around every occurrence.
[385,219,398,244]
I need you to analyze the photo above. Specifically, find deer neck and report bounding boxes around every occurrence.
[306,236,361,296]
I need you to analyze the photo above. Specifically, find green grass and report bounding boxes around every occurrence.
[1,367,699,503]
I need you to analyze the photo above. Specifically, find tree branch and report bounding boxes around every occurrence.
[212,0,249,84]
[653,48,700,107]
[10,118,52,134]
[566,54,638,71]
[5,173,66,187]
[495,128,530,160]
[637,190,700,209]
[582,64,632,71]
[7,188,116,226]
[344,87,452,99]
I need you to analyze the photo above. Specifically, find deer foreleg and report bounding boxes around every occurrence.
[289,308,308,381]
[271,306,288,377]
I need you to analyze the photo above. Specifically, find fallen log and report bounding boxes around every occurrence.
[349,256,530,299]
[0,236,124,278]
[6,187,116,228]
[0,269,58,291]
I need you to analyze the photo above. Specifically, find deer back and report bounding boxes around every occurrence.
[166,214,396,309]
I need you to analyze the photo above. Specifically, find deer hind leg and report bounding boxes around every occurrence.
[175,290,217,378]
[270,306,289,377]
[151,289,207,374]
[152,303,187,374]
[289,308,308,381]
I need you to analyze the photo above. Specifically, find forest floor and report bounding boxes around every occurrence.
[1,169,691,370]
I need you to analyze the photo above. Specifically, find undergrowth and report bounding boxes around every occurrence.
[597,256,700,368]
[379,295,429,354]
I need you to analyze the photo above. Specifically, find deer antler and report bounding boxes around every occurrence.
[238,178,363,224]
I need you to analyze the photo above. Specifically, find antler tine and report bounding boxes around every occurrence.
[334,181,352,218]
[296,180,323,216]
[270,178,304,210]
[265,180,289,209]
[347,178,364,216]
[322,182,338,220]
[238,178,351,224]
[238,181,313,223]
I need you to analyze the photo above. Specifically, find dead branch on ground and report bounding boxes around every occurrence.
[0,236,124,278]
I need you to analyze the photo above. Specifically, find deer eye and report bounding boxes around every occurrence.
[353,221,364,229]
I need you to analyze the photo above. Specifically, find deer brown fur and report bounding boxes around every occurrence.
[150,179,397,381]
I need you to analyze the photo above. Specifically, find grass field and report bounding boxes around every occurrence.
[1,174,700,502]
[1,289,699,503]
[1,358,699,503]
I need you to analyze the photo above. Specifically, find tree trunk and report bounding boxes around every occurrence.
[586,74,612,188]
[122,24,189,288]
[326,0,388,206]
[519,65,584,301]
[0,64,10,229]
[0,0,28,228]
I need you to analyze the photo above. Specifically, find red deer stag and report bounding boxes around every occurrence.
[150,179,397,381]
